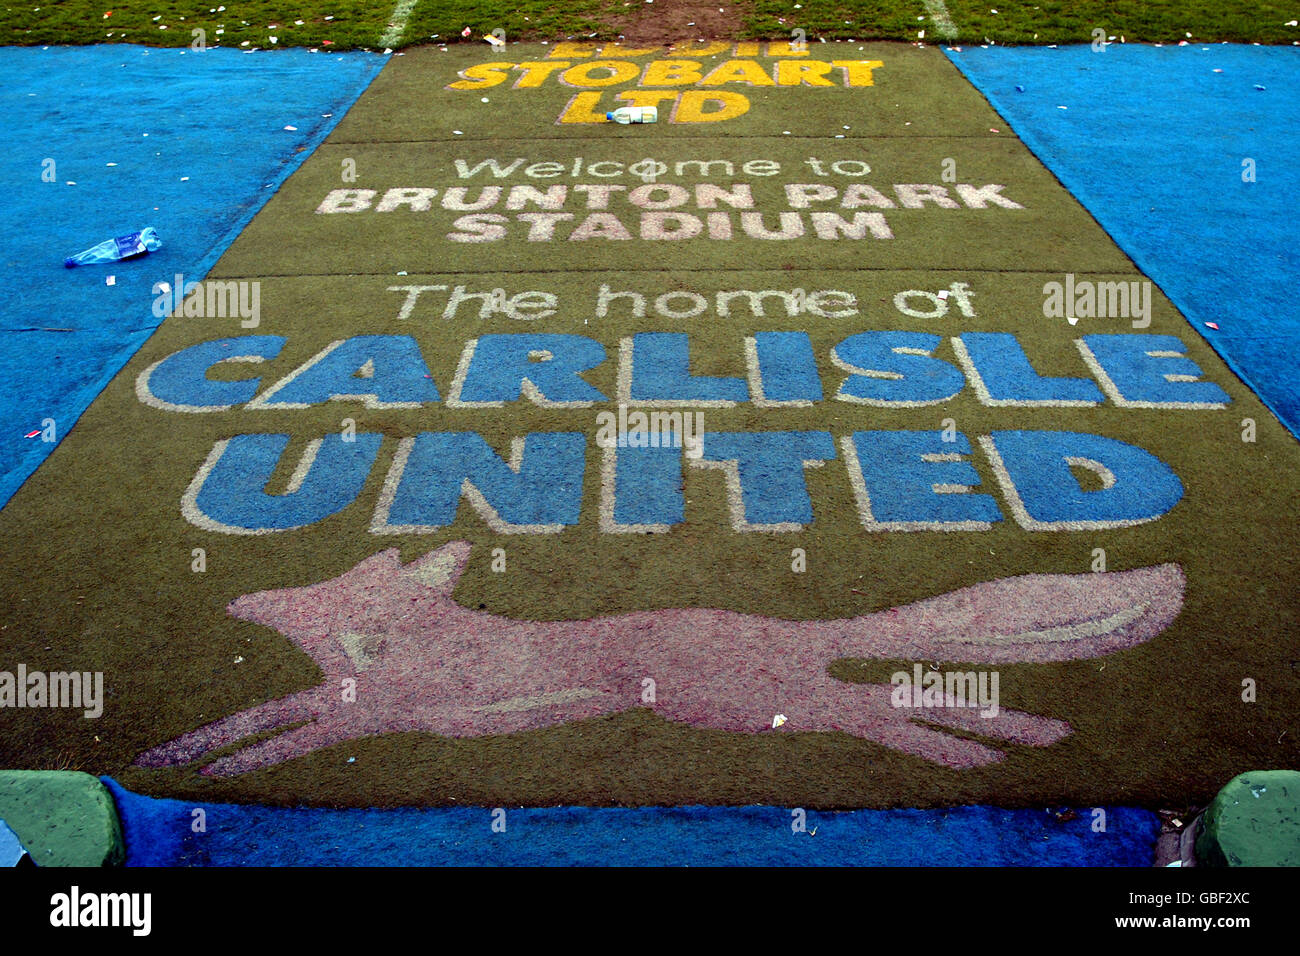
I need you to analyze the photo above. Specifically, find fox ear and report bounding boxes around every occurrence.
[403,540,473,591]
[347,549,405,576]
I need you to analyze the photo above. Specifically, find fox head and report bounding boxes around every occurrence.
[226,541,473,673]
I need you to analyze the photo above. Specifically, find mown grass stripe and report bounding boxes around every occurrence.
[380,0,420,49]
[924,0,959,41]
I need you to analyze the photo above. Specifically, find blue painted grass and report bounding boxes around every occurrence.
[0,44,388,508]
[945,43,1300,438]
[103,778,1160,867]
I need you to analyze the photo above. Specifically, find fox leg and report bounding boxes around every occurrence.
[907,698,1071,749]
[198,711,379,776]
[197,691,628,775]
[780,675,1061,769]
[192,689,623,774]
[133,688,328,769]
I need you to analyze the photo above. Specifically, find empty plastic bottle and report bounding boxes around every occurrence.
[64,227,161,268]
[606,106,658,124]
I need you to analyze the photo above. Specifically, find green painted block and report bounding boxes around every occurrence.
[1195,770,1300,867]
[0,771,124,867]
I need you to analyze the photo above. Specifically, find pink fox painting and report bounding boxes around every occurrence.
[135,543,1185,775]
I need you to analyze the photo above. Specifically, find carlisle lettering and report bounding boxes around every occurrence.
[136,331,1232,414]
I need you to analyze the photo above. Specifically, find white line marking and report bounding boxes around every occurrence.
[923,0,959,41]
[379,0,419,48]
